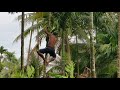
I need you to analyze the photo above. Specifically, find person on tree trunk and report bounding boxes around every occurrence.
[37,27,58,65]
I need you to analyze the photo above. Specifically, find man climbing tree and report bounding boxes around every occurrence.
[37,27,58,65]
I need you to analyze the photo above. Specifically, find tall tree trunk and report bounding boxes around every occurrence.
[21,12,24,71]
[90,12,96,78]
[65,30,71,62]
[76,35,80,77]
[117,12,120,78]
[37,21,40,55]
[61,29,65,75]
[36,21,40,77]
[43,12,52,78]
[27,23,33,65]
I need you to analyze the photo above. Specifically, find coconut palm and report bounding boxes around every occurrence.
[8,12,25,71]
[4,51,17,63]
[0,46,7,62]
[14,12,49,54]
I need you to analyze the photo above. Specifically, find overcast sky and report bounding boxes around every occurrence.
[0,12,46,59]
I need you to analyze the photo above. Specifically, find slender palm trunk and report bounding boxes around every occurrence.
[21,12,24,70]
[65,30,71,62]
[27,23,33,65]
[46,12,51,59]
[61,29,65,75]
[43,12,52,78]
[90,12,96,78]
[36,21,40,77]
[76,35,80,77]
[36,20,40,61]
[117,12,120,78]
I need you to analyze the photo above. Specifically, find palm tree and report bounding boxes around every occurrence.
[21,12,24,71]
[50,12,90,75]
[9,12,25,71]
[14,12,50,77]
[93,12,118,77]
[117,12,120,78]
[14,12,48,55]
[0,46,7,56]
[27,22,33,65]
[0,46,7,62]
[90,12,96,78]
[5,51,17,62]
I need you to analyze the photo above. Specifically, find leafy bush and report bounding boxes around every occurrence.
[26,65,35,78]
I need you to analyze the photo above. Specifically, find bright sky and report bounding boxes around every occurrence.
[0,12,46,59]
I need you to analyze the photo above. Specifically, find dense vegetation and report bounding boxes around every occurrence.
[0,12,120,78]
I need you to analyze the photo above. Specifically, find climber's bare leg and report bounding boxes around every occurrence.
[37,51,49,65]
[37,51,45,61]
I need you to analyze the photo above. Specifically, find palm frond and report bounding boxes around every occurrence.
[13,22,44,43]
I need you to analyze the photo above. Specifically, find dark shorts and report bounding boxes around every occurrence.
[39,47,56,58]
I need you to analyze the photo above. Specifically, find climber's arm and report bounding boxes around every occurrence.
[44,27,52,36]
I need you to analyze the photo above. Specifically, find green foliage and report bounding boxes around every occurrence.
[30,53,43,77]
[26,65,35,78]
[70,44,90,74]
[48,72,67,78]
[11,71,27,78]
[8,65,35,78]
[0,68,11,78]
[0,50,36,78]
[0,46,7,55]
[65,60,75,78]
[97,60,117,78]
[0,63,3,72]
[4,12,119,78]
[47,60,75,78]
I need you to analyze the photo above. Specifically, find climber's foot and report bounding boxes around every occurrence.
[43,60,49,66]
[47,58,55,64]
